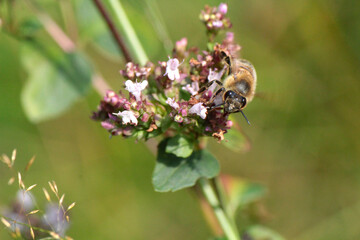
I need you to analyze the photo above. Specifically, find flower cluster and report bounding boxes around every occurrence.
[200,3,232,40]
[92,3,241,142]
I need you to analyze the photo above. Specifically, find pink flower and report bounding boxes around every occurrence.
[113,110,138,125]
[182,81,199,95]
[164,57,182,80]
[175,38,188,53]
[166,98,180,109]
[189,103,207,119]
[218,3,228,14]
[124,80,148,101]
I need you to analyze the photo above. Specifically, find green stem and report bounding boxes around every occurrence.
[214,177,239,233]
[105,0,148,65]
[199,178,241,240]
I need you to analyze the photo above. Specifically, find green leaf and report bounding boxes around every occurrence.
[165,135,194,158]
[220,175,267,216]
[223,128,250,153]
[75,0,119,58]
[153,138,220,192]
[245,225,285,240]
[21,43,92,123]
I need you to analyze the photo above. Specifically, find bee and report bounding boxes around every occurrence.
[197,51,257,124]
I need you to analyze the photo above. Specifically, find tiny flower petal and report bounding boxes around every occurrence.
[113,110,138,125]
[208,68,225,82]
[189,103,208,119]
[182,81,199,95]
[218,3,228,14]
[166,98,180,109]
[124,80,148,101]
[212,20,223,28]
[164,58,181,81]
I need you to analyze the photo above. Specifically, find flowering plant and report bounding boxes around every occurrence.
[90,3,280,240]
[92,4,245,191]
[0,1,285,239]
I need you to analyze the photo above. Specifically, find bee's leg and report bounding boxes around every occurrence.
[221,51,232,75]
[196,80,223,96]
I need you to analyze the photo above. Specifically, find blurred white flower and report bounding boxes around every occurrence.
[113,110,138,125]
[166,98,180,109]
[43,203,69,237]
[164,57,182,80]
[16,190,34,212]
[182,81,199,95]
[125,80,148,101]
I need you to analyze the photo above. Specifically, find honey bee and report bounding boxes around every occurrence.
[197,51,257,124]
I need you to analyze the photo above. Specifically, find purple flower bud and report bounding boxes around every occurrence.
[180,108,188,117]
[101,121,115,130]
[226,120,233,128]
[205,126,212,132]
[141,112,150,122]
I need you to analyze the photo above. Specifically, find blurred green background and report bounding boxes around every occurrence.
[1,0,360,239]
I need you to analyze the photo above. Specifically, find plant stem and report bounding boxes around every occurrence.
[199,178,241,240]
[105,0,148,65]
[93,0,132,62]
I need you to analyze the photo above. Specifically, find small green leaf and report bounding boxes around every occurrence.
[153,138,220,192]
[245,225,285,240]
[21,43,92,122]
[165,135,194,158]
[223,128,250,153]
[220,175,267,216]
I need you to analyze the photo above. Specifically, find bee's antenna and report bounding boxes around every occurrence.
[240,110,251,125]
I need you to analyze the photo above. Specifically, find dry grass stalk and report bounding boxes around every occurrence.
[43,188,51,202]
[52,180,59,194]
[48,181,59,197]
[8,177,15,185]
[66,202,76,212]
[1,154,12,168]
[26,184,37,192]
[50,231,61,239]
[27,210,40,215]
[30,227,35,239]
[59,194,65,205]
[1,217,11,228]
[11,149,16,165]
[25,155,36,172]
[18,172,25,189]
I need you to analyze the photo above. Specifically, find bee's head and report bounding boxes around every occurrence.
[224,90,250,124]
[223,90,247,113]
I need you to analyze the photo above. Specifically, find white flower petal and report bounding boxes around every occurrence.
[124,79,148,101]
[113,110,138,125]
[166,98,180,109]
[164,58,181,81]
[189,103,207,119]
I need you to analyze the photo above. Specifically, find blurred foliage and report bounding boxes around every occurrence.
[1,0,360,239]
